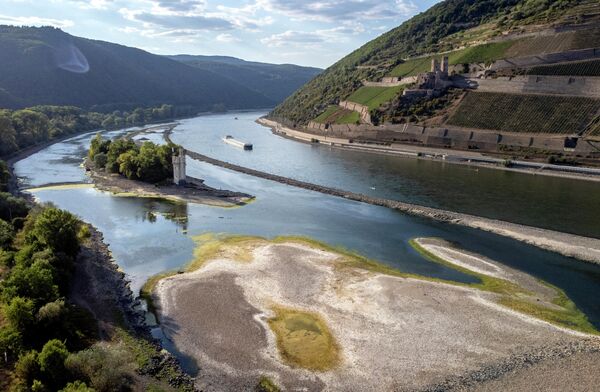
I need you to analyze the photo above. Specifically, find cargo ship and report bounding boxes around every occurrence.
[222,135,253,150]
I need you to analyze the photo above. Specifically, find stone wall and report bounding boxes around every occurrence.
[362,76,417,87]
[470,75,600,98]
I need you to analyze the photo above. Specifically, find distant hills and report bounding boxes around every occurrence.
[0,26,321,112]
[168,55,321,104]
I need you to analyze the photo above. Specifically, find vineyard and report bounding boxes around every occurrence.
[314,106,359,124]
[347,86,404,110]
[447,92,600,134]
[527,59,600,76]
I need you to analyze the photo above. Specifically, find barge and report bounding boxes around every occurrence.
[222,135,253,150]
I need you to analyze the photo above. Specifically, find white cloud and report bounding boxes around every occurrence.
[0,14,74,28]
[261,25,363,48]
[256,0,417,22]
[216,33,240,43]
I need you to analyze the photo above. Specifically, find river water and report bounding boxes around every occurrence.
[14,111,600,329]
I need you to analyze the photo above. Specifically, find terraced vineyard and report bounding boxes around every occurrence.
[527,59,600,76]
[347,86,404,110]
[447,92,600,134]
[314,106,360,124]
[390,41,515,77]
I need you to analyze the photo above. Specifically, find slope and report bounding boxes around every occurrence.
[0,26,275,111]
[168,55,322,103]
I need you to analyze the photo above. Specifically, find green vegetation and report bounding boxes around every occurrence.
[271,0,597,125]
[256,376,280,392]
[267,307,340,371]
[527,59,600,76]
[390,41,515,77]
[314,106,360,125]
[409,239,597,334]
[314,106,341,123]
[89,134,176,183]
[447,92,600,134]
[347,86,404,110]
[0,26,274,111]
[0,104,190,158]
[0,160,9,192]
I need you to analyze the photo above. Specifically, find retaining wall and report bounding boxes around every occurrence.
[339,100,372,124]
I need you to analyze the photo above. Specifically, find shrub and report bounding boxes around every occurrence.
[93,153,108,170]
[1,261,60,306]
[5,297,36,332]
[0,218,14,249]
[26,208,80,257]
[38,339,69,387]
[66,343,133,392]
[0,192,29,222]
[0,326,22,361]
[14,350,40,387]
[60,381,95,392]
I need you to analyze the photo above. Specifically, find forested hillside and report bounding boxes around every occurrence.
[169,55,322,103]
[0,26,275,111]
[270,0,600,125]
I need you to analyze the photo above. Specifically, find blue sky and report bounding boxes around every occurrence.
[0,0,441,68]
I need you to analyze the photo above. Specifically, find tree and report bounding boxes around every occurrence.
[26,207,80,257]
[0,192,29,221]
[1,261,60,306]
[0,160,10,191]
[0,115,18,156]
[66,343,132,392]
[106,139,136,173]
[11,110,50,148]
[0,326,22,362]
[93,153,107,169]
[38,339,69,388]
[88,134,110,161]
[117,150,139,180]
[5,297,36,334]
[0,218,14,249]
[14,350,40,388]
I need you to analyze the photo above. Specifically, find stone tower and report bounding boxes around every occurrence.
[431,58,440,73]
[172,147,186,185]
[442,56,449,75]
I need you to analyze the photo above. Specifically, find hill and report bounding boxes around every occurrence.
[270,0,600,126]
[0,26,276,111]
[168,55,322,103]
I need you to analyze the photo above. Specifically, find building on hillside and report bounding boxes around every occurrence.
[403,56,452,99]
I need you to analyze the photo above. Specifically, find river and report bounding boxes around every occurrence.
[14,111,600,330]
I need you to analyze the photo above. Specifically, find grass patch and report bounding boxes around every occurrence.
[448,41,514,65]
[390,56,433,77]
[267,306,340,371]
[335,110,360,124]
[256,376,280,392]
[314,106,340,123]
[346,86,404,110]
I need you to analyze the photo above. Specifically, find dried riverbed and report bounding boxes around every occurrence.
[151,236,599,391]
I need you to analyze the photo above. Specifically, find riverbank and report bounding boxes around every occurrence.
[257,118,600,183]
[86,160,253,207]
[171,144,600,264]
[150,235,599,391]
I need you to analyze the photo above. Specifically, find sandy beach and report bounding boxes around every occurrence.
[151,236,600,391]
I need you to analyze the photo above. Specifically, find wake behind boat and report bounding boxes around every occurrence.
[223,135,253,150]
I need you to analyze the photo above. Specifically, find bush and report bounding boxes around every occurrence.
[66,343,133,392]
[0,326,22,361]
[38,339,69,387]
[0,218,14,249]
[93,153,108,169]
[0,160,9,192]
[1,261,60,306]
[60,381,95,392]
[5,297,36,332]
[14,350,40,387]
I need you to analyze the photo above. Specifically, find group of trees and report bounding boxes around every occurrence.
[0,189,102,391]
[0,104,191,158]
[89,135,175,184]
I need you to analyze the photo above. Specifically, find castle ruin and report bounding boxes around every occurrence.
[172,147,186,185]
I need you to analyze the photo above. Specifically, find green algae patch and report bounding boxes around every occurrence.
[409,238,597,335]
[268,307,340,371]
[187,234,266,271]
[256,376,280,392]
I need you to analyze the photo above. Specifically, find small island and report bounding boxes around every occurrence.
[86,134,253,207]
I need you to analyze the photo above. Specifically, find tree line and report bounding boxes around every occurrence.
[89,135,176,184]
[0,104,196,158]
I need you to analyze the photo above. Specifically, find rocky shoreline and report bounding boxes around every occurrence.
[73,224,197,390]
